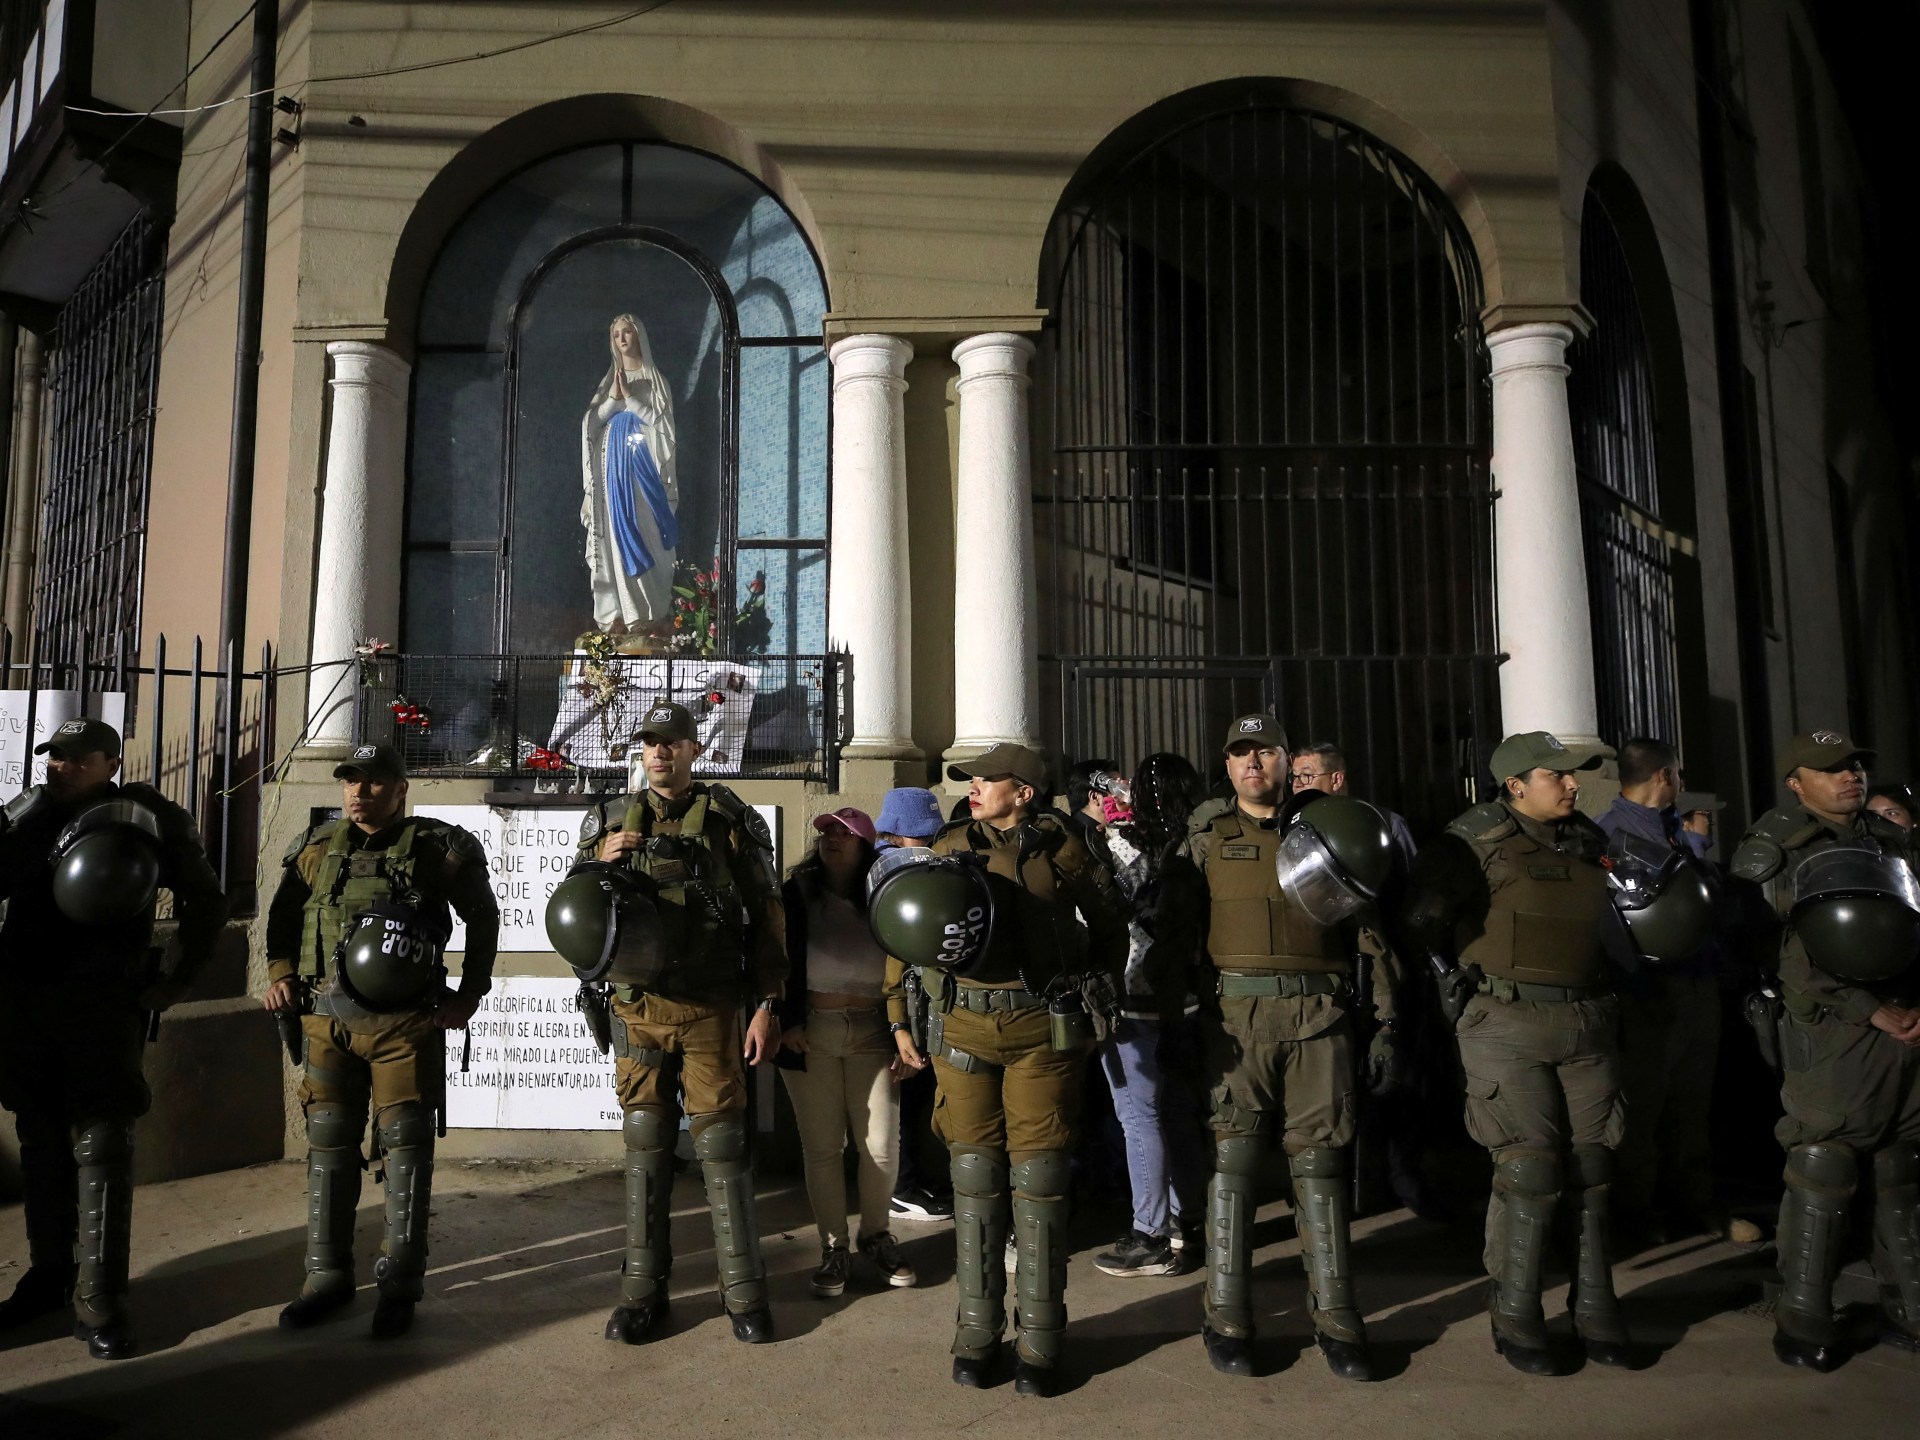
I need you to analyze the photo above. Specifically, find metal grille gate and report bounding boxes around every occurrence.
[1570,188,1683,747]
[1039,102,1500,833]
[33,211,165,669]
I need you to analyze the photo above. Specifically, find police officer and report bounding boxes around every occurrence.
[574,701,785,1346]
[1404,730,1632,1375]
[0,717,228,1359]
[263,743,499,1339]
[883,742,1127,1396]
[1152,715,1399,1381]
[1730,729,1920,1370]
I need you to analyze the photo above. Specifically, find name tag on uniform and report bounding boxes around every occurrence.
[1527,864,1571,881]
[1221,843,1262,860]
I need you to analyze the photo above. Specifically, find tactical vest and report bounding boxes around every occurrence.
[611,790,748,982]
[1454,808,1612,986]
[1201,809,1352,974]
[937,817,1085,991]
[299,818,429,982]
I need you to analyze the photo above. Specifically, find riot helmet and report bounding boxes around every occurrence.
[1790,844,1920,984]
[333,901,447,1013]
[545,862,667,987]
[1275,795,1395,926]
[50,797,164,925]
[866,847,995,972]
[1604,830,1716,963]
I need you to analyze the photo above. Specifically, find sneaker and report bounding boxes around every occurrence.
[890,1185,955,1222]
[1094,1231,1177,1277]
[859,1231,918,1288]
[811,1244,851,1298]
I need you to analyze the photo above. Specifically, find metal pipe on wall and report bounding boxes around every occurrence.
[0,313,16,640]
[2,328,45,646]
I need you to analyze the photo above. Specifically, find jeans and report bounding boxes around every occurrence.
[1100,1017,1209,1238]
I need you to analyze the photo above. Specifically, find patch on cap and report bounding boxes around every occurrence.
[353,744,378,761]
[56,719,89,737]
[1237,717,1263,734]
[1542,735,1566,752]
[1812,730,1843,746]
[647,707,674,725]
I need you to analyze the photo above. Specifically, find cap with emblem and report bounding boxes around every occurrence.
[1222,713,1288,753]
[332,743,406,782]
[947,743,1048,791]
[637,701,697,745]
[33,716,122,760]
[1489,730,1605,782]
[1777,729,1875,779]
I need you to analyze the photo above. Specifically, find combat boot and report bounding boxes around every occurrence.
[280,1102,362,1330]
[1290,1147,1373,1381]
[1010,1151,1071,1396]
[1564,1145,1632,1367]
[694,1119,772,1342]
[949,1146,1010,1386]
[1773,1143,1856,1372]
[1488,1147,1559,1376]
[1201,1134,1260,1377]
[1871,1143,1920,1354]
[606,1108,676,1344]
[370,1101,433,1341]
[71,1120,136,1361]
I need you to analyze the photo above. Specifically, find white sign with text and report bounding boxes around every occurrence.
[444,976,622,1131]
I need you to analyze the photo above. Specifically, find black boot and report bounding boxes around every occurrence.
[278,1288,354,1329]
[952,1346,999,1387]
[727,1303,774,1344]
[369,1288,415,1341]
[605,1293,669,1345]
[1013,1356,1057,1396]
[1202,1321,1254,1376]
[1773,1143,1856,1372]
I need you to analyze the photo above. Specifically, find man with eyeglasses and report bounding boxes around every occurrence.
[1730,729,1920,1371]
[1288,742,1417,869]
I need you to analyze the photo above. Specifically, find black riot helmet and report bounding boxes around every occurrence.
[50,797,165,924]
[333,901,447,1013]
[866,848,995,973]
[1791,844,1920,985]
[1604,830,1716,963]
[545,862,667,987]
[1275,795,1395,926]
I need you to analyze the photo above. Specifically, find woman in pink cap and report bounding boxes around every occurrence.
[777,807,918,1296]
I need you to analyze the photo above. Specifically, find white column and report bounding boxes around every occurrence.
[949,332,1040,754]
[827,334,917,756]
[306,341,411,743]
[1488,321,1600,744]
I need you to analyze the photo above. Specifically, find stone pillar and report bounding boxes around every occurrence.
[948,333,1040,759]
[827,334,918,757]
[1487,321,1601,745]
[306,342,411,743]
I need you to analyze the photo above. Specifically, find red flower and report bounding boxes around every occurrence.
[706,691,725,705]
[748,574,766,596]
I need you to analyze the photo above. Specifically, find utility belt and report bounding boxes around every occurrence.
[932,980,1094,1071]
[948,984,1049,1014]
[608,1025,680,1073]
[1214,970,1351,1000]
[1474,975,1611,1004]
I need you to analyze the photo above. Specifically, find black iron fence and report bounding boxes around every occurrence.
[352,652,842,785]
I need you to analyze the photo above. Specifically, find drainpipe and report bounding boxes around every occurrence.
[2,328,45,647]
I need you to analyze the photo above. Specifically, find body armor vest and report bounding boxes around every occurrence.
[1202,810,1352,974]
[614,792,747,983]
[938,818,1083,991]
[299,819,430,982]
[1456,812,1612,986]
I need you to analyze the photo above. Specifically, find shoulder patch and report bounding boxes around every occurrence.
[1447,801,1517,842]
[1187,797,1233,835]
[1729,834,1785,884]
[437,823,489,866]
[580,800,623,846]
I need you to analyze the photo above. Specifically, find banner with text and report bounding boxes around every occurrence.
[444,975,623,1130]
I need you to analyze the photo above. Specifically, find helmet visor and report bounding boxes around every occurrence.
[1792,845,1920,917]
[1276,823,1369,927]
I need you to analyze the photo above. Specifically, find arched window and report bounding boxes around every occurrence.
[398,142,828,773]
[1039,97,1496,829]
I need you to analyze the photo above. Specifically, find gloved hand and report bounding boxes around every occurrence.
[1435,962,1483,1027]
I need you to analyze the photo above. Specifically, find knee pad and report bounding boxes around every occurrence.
[1875,1143,1920,1189]
[1214,1134,1263,1180]
[1786,1142,1859,1195]
[1493,1146,1561,1199]
[1009,1150,1070,1199]
[72,1120,133,1167]
[1287,1145,1349,1180]
[1568,1144,1614,1189]
[950,1146,1010,1199]
[377,1101,433,1152]
[692,1117,748,1165]
[307,1103,363,1152]
[623,1108,675,1154]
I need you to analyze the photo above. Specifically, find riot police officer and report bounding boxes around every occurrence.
[0,717,228,1359]
[1404,730,1632,1375]
[1730,729,1920,1371]
[1152,715,1400,1381]
[881,742,1127,1396]
[568,702,786,1346]
[263,743,499,1339]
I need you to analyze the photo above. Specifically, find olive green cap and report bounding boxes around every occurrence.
[1489,730,1604,782]
[637,701,697,744]
[1223,713,1288,753]
[947,742,1048,790]
[1777,728,1875,779]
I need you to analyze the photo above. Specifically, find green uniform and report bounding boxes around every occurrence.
[266,815,499,1309]
[1405,801,1630,1360]
[1730,803,1920,1354]
[0,782,228,1343]
[884,812,1126,1373]
[576,784,786,1319]
[1152,797,1397,1362]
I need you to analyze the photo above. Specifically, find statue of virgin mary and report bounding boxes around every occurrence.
[581,313,679,634]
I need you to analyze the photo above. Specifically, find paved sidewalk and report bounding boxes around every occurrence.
[1,1159,1913,1439]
